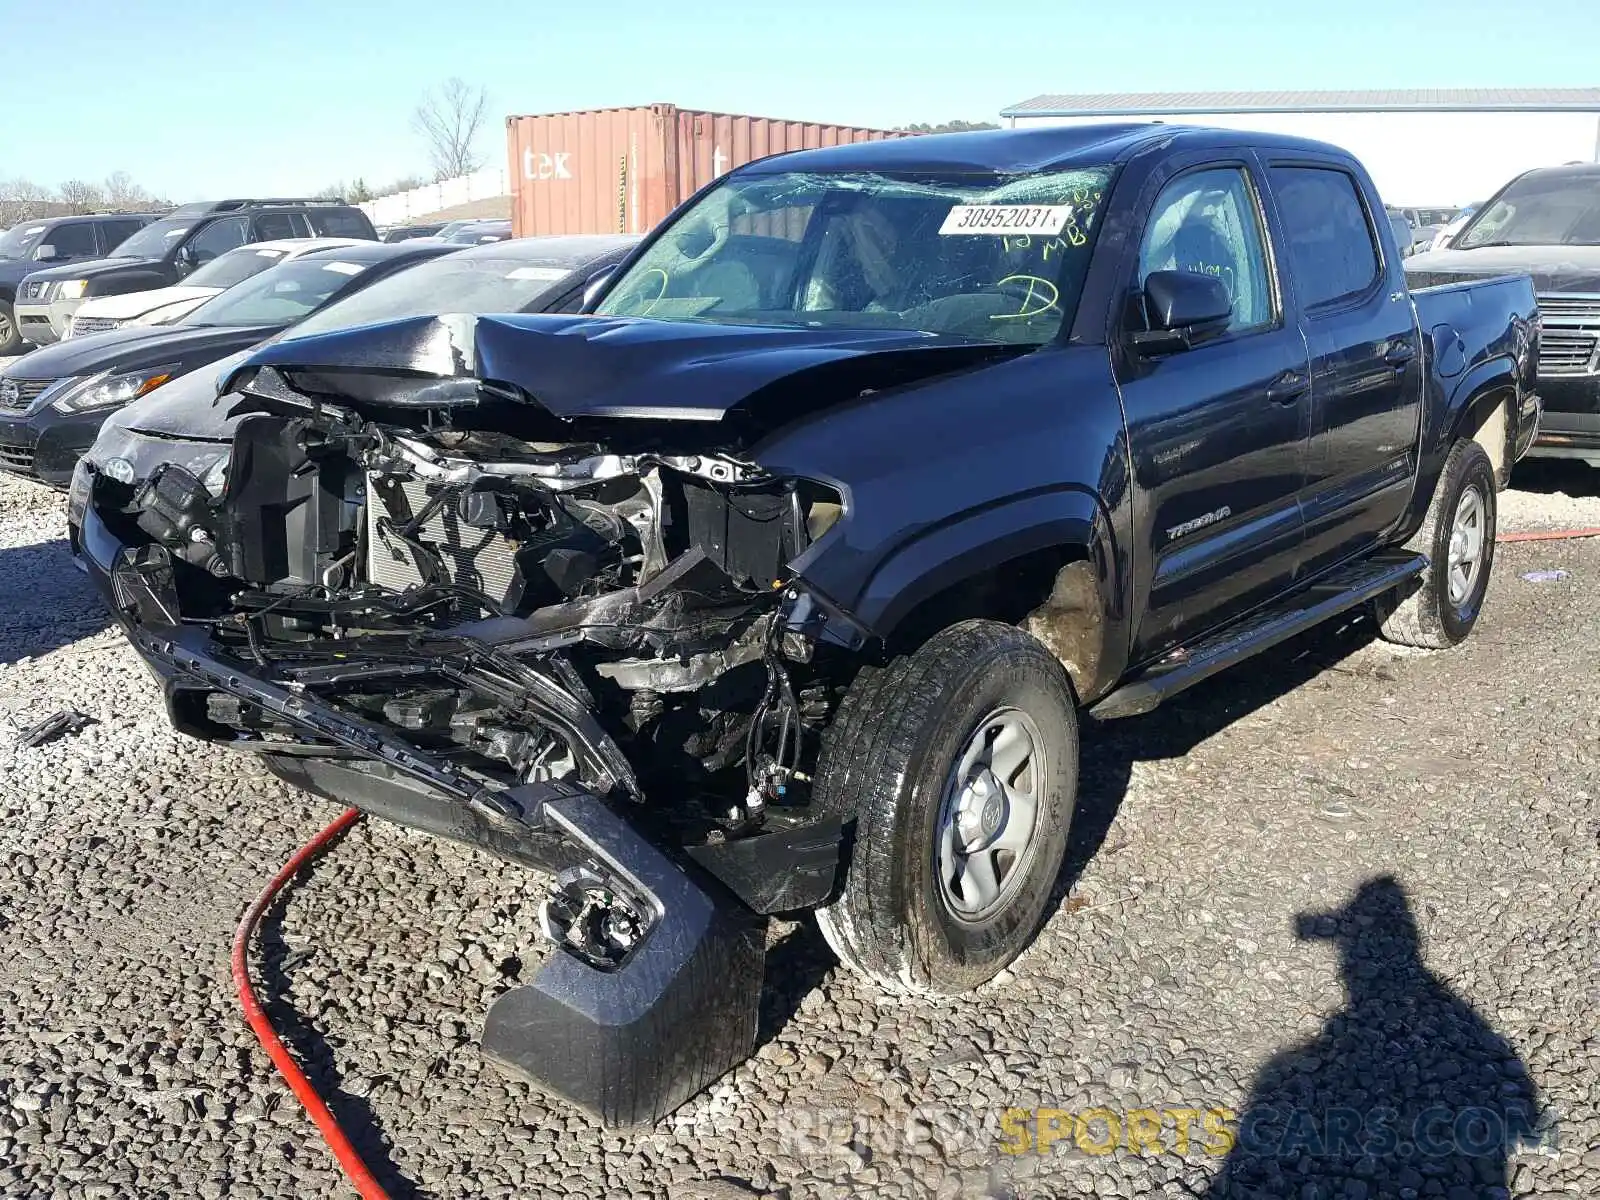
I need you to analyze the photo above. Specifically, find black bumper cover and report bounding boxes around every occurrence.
[77,501,777,1125]
[1530,378,1600,458]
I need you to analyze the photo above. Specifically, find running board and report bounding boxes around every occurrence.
[1089,553,1427,720]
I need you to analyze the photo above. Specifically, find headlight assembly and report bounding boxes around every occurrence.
[54,280,89,301]
[85,425,230,498]
[50,366,178,414]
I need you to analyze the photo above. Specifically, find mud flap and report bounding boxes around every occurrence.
[481,792,767,1128]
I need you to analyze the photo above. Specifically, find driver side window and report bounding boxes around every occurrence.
[186,216,249,265]
[1139,167,1273,334]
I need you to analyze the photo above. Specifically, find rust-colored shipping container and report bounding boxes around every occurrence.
[507,104,907,238]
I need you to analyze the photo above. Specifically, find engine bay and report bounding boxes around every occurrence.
[99,374,852,858]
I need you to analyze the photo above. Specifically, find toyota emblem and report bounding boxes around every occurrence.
[0,378,17,409]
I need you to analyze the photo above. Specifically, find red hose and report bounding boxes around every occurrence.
[1497,526,1600,543]
[232,808,393,1200]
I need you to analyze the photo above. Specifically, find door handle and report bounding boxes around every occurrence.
[1384,343,1417,367]
[1266,371,1309,405]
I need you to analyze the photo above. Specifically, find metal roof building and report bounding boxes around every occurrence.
[1000,89,1600,207]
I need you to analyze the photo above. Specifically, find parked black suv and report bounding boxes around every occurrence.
[1405,163,1600,465]
[0,213,159,353]
[14,198,377,348]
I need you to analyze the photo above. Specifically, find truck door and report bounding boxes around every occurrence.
[1266,163,1422,572]
[1115,162,1311,661]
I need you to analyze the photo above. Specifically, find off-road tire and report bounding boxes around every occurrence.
[0,301,22,356]
[811,619,1079,994]
[1374,439,1496,649]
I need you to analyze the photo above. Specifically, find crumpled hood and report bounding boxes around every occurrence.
[228,312,1022,422]
[1405,244,1600,294]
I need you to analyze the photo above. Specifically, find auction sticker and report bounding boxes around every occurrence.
[940,205,1074,235]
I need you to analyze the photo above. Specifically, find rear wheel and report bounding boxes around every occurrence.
[812,620,1079,994]
[0,301,22,355]
[1375,439,1496,649]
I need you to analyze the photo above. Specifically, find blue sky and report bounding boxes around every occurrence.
[4,0,1599,200]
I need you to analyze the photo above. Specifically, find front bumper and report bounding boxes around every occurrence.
[76,495,826,1124]
[0,402,107,487]
[13,297,80,346]
[1529,376,1600,461]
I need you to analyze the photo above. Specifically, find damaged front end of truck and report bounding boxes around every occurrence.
[77,311,1012,1125]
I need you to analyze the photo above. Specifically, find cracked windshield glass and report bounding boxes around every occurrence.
[597,167,1113,343]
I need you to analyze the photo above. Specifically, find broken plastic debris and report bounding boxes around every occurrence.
[1520,570,1569,583]
[17,709,97,748]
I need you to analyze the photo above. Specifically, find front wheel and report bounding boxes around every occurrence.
[0,301,22,356]
[1375,439,1497,649]
[812,620,1079,994]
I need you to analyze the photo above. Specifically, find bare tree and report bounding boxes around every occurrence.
[57,179,106,213]
[0,178,56,225]
[103,170,155,210]
[412,78,490,181]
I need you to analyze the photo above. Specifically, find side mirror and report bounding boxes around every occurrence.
[1130,270,1233,354]
[33,244,59,262]
[580,265,617,312]
[174,245,199,275]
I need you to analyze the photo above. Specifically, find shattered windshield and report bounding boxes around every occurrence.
[595,166,1115,344]
[1454,172,1600,248]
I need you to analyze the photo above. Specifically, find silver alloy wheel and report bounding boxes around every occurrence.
[1446,484,1486,606]
[0,310,14,345]
[935,707,1045,923]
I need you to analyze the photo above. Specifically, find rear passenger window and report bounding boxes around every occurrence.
[1139,167,1274,333]
[1271,167,1381,308]
[99,220,147,253]
[252,212,302,240]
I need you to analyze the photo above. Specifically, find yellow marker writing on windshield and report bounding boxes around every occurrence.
[991,274,1061,320]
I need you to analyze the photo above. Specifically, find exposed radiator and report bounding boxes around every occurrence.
[365,477,522,607]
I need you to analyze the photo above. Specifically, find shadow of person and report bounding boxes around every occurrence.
[1205,876,1547,1199]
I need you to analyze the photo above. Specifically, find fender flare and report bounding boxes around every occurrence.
[845,485,1128,694]
[1404,354,1519,534]
[1443,355,1518,452]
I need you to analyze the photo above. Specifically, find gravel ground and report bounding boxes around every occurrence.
[1,470,1597,1200]
[1501,460,1600,533]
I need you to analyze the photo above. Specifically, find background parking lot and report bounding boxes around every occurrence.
[2,469,1597,1199]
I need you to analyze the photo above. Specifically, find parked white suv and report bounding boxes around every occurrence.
[64,238,369,338]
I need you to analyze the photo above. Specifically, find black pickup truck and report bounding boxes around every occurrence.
[74,124,1538,1125]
